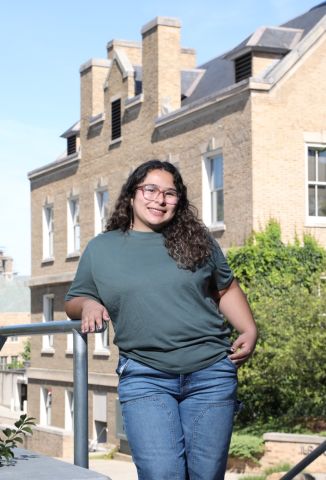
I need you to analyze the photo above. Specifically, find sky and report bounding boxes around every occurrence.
[0,0,320,275]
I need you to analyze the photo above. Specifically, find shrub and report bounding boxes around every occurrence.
[227,220,326,427]
[0,414,36,464]
[229,433,264,463]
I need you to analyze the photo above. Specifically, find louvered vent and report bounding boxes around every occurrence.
[235,53,252,83]
[67,135,77,155]
[111,99,121,140]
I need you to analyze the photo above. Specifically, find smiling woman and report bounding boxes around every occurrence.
[64,159,257,480]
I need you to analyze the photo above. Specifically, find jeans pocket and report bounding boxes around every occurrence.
[116,356,131,377]
[225,356,238,371]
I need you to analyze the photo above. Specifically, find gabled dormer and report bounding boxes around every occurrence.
[225,26,303,83]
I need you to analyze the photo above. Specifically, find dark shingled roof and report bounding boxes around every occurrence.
[181,2,326,107]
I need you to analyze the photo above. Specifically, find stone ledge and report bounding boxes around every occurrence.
[0,448,110,479]
[263,432,326,444]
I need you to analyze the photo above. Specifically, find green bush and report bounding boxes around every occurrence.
[227,220,326,427]
[0,414,36,464]
[229,433,264,462]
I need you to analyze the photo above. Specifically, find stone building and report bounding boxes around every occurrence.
[0,251,30,411]
[27,4,326,457]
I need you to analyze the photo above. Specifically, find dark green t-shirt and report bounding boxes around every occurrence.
[65,229,234,374]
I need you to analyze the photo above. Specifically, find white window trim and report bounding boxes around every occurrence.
[202,150,225,230]
[66,318,74,355]
[305,143,326,227]
[40,387,52,426]
[94,327,110,357]
[67,196,80,255]
[42,203,54,261]
[41,294,55,354]
[94,188,109,235]
[64,389,74,431]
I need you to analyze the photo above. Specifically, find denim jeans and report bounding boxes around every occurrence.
[117,356,238,480]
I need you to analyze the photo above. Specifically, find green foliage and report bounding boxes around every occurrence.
[227,220,326,427]
[21,340,31,362]
[0,414,36,464]
[239,463,293,480]
[263,463,292,475]
[229,433,264,462]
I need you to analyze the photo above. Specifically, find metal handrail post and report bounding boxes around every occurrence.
[280,440,326,480]
[73,328,89,469]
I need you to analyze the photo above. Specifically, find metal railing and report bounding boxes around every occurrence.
[0,320,100,469]
[280,439,326,479]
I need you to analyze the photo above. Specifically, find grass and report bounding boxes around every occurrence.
[238,462,293,480]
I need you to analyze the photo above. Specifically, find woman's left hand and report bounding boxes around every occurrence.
[228,330,257,367]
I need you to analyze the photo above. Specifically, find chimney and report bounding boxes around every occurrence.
[79,59,111,121]
[141,17,181,117]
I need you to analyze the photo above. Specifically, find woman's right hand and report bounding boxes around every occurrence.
[80,299,110,333]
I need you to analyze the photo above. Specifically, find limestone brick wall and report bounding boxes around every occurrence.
[142,18,181,116]
[252,52,282,77]
[251,35,326,245]
[261,433,326,474]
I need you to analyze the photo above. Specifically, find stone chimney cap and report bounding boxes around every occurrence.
[141,17,181,36]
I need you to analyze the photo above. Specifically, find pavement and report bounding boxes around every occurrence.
[86,454,244,480]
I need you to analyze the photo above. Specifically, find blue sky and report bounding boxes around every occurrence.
[0,0,319,275]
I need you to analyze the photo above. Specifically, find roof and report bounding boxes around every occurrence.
[182,2,326,106]
[0,276,30,312]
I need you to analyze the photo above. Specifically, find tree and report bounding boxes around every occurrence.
[227,220,326,428]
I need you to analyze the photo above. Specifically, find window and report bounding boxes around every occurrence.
[307,147,326,223]
[65,390,74,431]
[95,190,109,235]
[42,294,54,351]
[202,153,224,227]
[0,356,7,368]
[235,52,252,83]
[40,387,52,426]
[42,204,54,259]
[66,317,73,354]
[111,99,121,140]
[67,135,77,156]
[94,327,110,355]
[10,336,18,342]
[67,197,80,254]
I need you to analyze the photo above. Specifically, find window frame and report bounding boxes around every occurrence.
[42,294,55,353]
[42,203,54,261]
[94,189,109,235]
[305,144,326,227]
[202,151,225,230]
[67,196,80,255]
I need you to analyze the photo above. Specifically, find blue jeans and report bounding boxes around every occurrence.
[117,356,238,480]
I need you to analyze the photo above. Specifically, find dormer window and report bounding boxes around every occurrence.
[67,135,77,156]
[235,52,252,83]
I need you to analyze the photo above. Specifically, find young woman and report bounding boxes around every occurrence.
[65,160,257,480]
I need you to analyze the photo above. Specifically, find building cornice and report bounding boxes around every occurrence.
[27,367,118,387]
[27,153,80,181]
[79,58,111,74]
[28,271,76,287]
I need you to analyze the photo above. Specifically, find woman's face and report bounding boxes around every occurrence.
[131,169,178,232]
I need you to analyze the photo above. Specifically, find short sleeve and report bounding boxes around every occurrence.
[65,244,102,303]
[210,238,234,290]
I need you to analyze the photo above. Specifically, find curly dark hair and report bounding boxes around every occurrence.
[106,160,213,270]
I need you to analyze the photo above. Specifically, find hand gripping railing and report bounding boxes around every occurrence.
[280,439,326,480]
[0,320,102,469]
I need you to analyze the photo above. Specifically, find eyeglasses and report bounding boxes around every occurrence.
[135,184,179,205]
